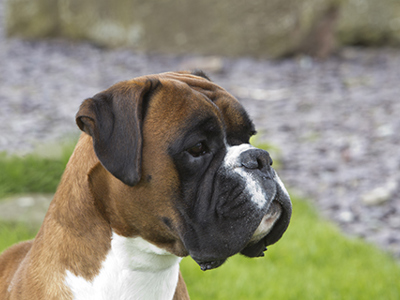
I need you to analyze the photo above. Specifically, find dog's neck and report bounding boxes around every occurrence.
[65,232,181,300]
[52,135,181,299]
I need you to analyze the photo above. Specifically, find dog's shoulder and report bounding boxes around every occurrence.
[0,240,33,294]
[0,240,33,275]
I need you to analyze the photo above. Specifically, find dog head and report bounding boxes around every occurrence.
[76,71,291,270]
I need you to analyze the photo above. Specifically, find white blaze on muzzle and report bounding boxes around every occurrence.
[224,143,291,243]
[223,144,274,209]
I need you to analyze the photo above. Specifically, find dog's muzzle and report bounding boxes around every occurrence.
[240,169,292,258]
[223,145,292,259]
[193,145,292,271]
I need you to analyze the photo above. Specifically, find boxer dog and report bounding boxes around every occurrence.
[0,71,291,299]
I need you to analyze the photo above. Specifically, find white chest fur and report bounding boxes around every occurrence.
[65,233,181,300]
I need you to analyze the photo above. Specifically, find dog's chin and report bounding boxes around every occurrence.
[192,202,282,271]
[193,258,227,271]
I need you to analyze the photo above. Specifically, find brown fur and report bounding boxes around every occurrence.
[0,72,241,299]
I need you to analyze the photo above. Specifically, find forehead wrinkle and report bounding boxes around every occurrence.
[162,78,224,124]
[143,80,224,145]
[146,76,252,145]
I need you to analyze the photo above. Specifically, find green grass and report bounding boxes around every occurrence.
[0,142,400,299]
[0,222,36,253]
[0,143,74,199]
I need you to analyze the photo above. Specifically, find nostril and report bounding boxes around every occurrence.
[256,157,272,170]
[240,149,272,171]
[256,158,264,170]
[241,159,259,169]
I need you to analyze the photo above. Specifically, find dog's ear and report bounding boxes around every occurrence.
[76,79,161,186]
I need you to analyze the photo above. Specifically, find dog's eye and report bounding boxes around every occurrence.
[187,142,208,157]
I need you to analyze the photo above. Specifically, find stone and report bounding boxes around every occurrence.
[231,86,289,102]
[338,210,355,223]
[6,0,400,58]
[361,180,398,206]
[338,0,400,46]
[179,56,225,74]
[4,0,342,58]
[0,194,53,228]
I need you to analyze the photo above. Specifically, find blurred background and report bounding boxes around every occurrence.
[0,0,400,298]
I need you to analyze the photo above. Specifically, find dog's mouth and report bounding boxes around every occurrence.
[248,201,282,244]
[194,202,281,271]
[239,201,282,258]
[240,180,292,258]
[193,199,289,271]
[189,173,292,271]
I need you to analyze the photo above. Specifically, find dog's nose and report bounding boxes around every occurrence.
[240,148,273,175]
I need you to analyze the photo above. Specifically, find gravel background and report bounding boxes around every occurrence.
[1,0,399,258]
